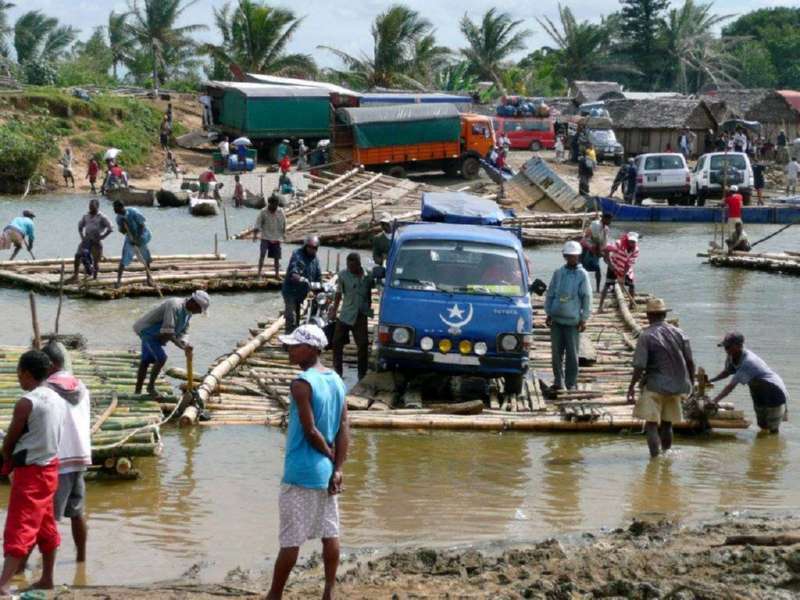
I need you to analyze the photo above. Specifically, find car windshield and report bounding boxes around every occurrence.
[390,240,525,297]
[644,155,685,170]
[710,155,747,170]
[589,129,617,144]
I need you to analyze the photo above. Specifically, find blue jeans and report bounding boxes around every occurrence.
[551,322,580,389]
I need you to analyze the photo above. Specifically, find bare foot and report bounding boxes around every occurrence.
[146,386,159,398]
[28,578,54,590]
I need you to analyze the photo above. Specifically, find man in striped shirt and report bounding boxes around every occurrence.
[598,232,639,312]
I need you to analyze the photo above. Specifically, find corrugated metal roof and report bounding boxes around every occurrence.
[778,90,800,115]
[361,92,472,104]
[517,157,584,212]
[337,103,460,125]
[245,73,362,97]
[204,81,329,98]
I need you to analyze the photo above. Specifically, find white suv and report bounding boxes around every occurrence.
[691,152,753,206]
[633,153,691,205]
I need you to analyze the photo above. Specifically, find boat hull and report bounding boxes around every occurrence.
[599,197,800,224]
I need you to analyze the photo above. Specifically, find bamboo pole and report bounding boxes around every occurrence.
[29,292,41,349]
[91,392,119,435]
[54,261,65,335]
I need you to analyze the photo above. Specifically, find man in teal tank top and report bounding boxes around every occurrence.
[267,324,349,600]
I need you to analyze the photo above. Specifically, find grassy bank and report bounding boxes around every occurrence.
[0,87,173,193]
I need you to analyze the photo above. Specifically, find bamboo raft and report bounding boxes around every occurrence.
[701,250,800,276]
[182,285,749,433]
[0,254,296,299]
[0,346,171,479]
[233,169,582,247]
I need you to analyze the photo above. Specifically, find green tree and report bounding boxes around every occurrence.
[538,5,636,85]
[320,4,434,90]
[432,61,478,92]
[126,0,206,94]
[410,33,451,88]
[734,40,777,88]
[108,11,134,81]
[459,8,530,93]
[661,0,737,93]
[14,10,78,64]
[517,49,568,97]
[59,27,114,86]
[0,1,15,58]
[620,0,669,87]
[205,0,315,78]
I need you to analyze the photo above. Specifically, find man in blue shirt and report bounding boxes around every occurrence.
[281,235,322,334]
[545,241,593,393]
[1,210,36,260]
[132,291,209,395]
[710,332,789,434]
[267,324,348,600]
[113,200,153,288]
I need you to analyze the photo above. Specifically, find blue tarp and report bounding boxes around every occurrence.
[421,192,514,225]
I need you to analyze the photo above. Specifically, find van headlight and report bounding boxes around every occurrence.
[420,336,434,351]
[499,334,519,352]
[474,341,488,356]
[392,327,412,345]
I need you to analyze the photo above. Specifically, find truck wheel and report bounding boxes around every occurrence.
[504,373,523,395]
[461,156,480,180]
[530,141,541,152]
[387,165,406,179]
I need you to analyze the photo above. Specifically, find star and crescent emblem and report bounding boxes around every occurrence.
[439,303,474,328]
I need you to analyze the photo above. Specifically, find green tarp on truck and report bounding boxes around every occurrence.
[212,83,331,138]
[336,104,461,148]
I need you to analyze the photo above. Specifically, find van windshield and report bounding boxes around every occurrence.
[710,155,747,170]
[390,240,525,297]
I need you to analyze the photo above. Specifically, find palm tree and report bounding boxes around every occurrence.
[662,0,737,92]
[108,11,134,81]
[459,8,530,92]
[411,34,451,87]
[0,1,14,58]
[320,4,435,90]
[433,61,479,92]
[205,0,315,78]
[126,0,206,94]
[13,10,78,64]
[537,5,637,84]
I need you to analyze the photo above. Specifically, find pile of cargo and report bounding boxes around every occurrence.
[496,96,551,118]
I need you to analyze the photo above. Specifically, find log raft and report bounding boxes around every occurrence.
[188,286,749,433]
[701,250,800,276]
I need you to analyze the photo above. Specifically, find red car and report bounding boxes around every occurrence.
[493,117,556,151]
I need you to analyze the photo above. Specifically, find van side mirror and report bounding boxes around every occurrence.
[529,278,547,296]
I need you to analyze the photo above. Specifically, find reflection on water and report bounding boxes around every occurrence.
[0,199,798,584]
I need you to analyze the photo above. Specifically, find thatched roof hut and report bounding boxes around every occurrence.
[569,81,622,104]
[604,98,718,156]
[701,88,800,140]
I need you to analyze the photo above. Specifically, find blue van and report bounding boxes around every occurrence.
[376,193,539,394]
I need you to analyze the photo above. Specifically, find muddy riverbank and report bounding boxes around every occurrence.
[60,515,800,598]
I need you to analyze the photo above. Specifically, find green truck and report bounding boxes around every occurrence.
[205,81,359,161]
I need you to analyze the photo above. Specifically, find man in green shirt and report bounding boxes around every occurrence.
[329,253,373,380]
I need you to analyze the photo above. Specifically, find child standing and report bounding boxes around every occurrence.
[233,174,244,208]
[0,350,66,594]
[86,157,100,194]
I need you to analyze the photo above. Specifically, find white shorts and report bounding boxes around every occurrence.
[279,483,339,548]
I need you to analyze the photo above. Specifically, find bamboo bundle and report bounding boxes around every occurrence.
[704,250,800,276]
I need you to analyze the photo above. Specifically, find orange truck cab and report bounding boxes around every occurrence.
[333,104,495,180]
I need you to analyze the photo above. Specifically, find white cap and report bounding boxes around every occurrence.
[729,185,739,192]
[379,212,392,224]
[562,240,582,256]
[190,290,210,312]
[627,232,640,243]
[282,139,289,143]
[278,324,328,349]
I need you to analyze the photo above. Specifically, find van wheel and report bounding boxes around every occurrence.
[504,373,523,395]
[461,156,480,180]
[387,165,406,179]
[530,141,541,152]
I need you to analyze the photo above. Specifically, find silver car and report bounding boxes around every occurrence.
[633,153,691,205]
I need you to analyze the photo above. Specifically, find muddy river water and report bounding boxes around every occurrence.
[0,193,798,585]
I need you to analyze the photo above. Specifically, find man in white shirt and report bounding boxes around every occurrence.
[218,136,230,167]
[785,158,799,195]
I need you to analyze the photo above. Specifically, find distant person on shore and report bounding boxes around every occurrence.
[0,350,66,594]
[233,174,244,208]
[598,232,639,312]
[710,333,788,434]
[297,139,308,170]
[86,157,100,193]
[282,236,322,334]
[266,324,348,600]
[679,130,690,159]
[329,253,373,381]
[725,186,744,224]
[254,194,286,279]
[625,158,638,203]
[544,241,592,394]
[133,291,209,396]
[102,162,128,193]
[278,173,294,197]
[0,210,35,260]
[218,136,230,167]
[43,342,91,563]
[113,200,152,288]
[60,147,76,188]
[785,158,799,195]
[165,150,180,177]
[236,141,248,169]
[279,153,291,175]
[277,139,291,162]
[628,298,695,458]
[372,212,393,266]
[752,162,766,205]
[166,102,173,128]
[577,149,594,196]
[554,135,565,162]
[580,212,613,292]
[198,94,212,129]
[67,198,113,283]
[159,115,171,150]
[198,167,217,199]
[725,222,751,253]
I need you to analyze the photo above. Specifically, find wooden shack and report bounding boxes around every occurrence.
[604,98,718,157]
[701,88,800,141]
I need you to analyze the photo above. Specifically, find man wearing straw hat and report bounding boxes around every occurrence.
[267,323,348,600]
[132,291,210,396]
[628,298,695,458]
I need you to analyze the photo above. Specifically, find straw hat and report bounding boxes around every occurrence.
[645,297,671,314]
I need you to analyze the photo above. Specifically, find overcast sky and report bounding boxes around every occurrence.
[8,0,798,68]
